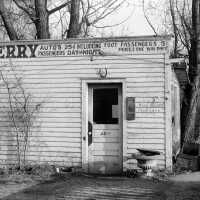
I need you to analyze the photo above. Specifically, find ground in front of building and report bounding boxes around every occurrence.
[0,171,200,200]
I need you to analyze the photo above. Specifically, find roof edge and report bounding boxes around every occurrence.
[0,35,173,45]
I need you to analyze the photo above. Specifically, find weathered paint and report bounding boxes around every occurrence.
[0,38,168,58]
[0,36,176,172]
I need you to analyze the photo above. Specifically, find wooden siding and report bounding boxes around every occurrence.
[0,50,167,169]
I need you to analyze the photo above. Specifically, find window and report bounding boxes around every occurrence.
[93,88,118,124]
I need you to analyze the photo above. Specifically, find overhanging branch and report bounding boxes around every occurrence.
[48,1,71,15]
[13,0,36,22]
[142,0,157,36]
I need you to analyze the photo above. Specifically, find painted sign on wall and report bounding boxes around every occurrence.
[0,39,168,59]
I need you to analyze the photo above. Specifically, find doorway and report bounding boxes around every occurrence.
[87,84,123,174]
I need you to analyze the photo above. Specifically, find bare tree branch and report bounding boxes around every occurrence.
[48,1,71,15]
[142,0,157,36]
[0,0,19,40]
[93,8,135,28]
[13,0,36,21]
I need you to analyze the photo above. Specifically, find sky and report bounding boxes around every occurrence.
[49,0,168,39]
[92,0,167,37]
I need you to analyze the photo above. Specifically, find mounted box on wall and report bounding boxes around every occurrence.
[126,97,135,120]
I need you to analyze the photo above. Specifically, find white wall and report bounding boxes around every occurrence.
[0,37,171,170]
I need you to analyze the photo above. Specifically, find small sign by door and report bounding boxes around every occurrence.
[126,97,135,120]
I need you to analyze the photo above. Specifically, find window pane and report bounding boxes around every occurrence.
[93,88,118,124]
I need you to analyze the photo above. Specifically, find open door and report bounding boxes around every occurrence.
[88,84,122,174]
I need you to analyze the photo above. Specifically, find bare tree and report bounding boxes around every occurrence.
[0,63,43,169]
[0,0,128,40]
[183,0,200,145]
[163,0,200,148]
[144,1,200,148]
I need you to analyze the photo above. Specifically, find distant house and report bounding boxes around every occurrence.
[0,36,181,174]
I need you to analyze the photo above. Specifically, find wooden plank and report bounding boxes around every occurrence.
[0,130,81,136]
[127,77,164,83]
[128,82,165,87]
[22,78,80,84]
[0,158,81,166]
[29,102,82,109]
[128,123,165,129]
[23,87,81,93]
[93,137,120,143]
[29,137,81,143]
[93,130,120,138]
[128,133,164,139]
[0,122,81,128]
[16,66,165,75]
[165,53,173,169]
[12,59,165,67]
[0,93,81,99]
[92,156,120,162]
[127,87,164,93]
[0,117,81,123]
[0,97,81,104]
[24,155,81,162]
[0,150,81,158]
[12,60,164,69]
[128,138,164,144]
[92,137,120,145]
[135,113,164,118]
[93,124,119,130]
[10,55,164,65]
[133,118,165,123]
[12,72,165,80]
[0,127,81,133]
[38,112,81,118]
[23,83,81,89]
[0,141,81,148]
[93,143,120,151]
[0,103,81,110]
[23,146,81,153]
[0,156,81,167]
[127,128,165,134]
[127,92,165,98]
[92,151,120,156]
[128,144,164,151]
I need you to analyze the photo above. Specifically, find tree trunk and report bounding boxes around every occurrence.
[34,0,50,39]
[0,0,19,40]
[183,0,200,144]
[67,0,81,38]
[169,0,178,57]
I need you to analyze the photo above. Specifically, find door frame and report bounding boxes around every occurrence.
[81,79,126,173]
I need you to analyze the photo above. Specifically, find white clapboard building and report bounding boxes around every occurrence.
[0,36,180,174]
